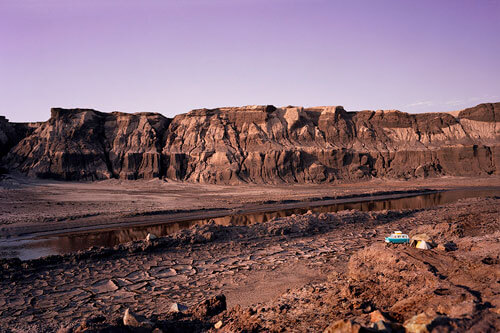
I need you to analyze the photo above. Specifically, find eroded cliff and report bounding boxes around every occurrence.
[5,109,170,180]
[2,103,499,182]
[0,116,39,170]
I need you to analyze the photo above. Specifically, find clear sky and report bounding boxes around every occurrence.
[1,0,499,122]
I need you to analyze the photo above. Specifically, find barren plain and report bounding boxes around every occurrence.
[0,176,499,332]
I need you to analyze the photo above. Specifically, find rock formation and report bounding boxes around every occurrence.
[1,102,498,183]
[5,108,170,180]
[0,116,40,172]
[0,116,18,159]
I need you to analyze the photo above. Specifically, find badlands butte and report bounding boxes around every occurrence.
[0,102,499,332]
[0,102,498,182]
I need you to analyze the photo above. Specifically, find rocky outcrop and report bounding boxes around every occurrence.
[1,102,499,182]
[0,116,41,175]
[0,116,17,159]
[161,103,499,183]
[0,117,34,160]
[5,108,170,180]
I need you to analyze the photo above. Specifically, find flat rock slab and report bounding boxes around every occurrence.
[90,279,119,294]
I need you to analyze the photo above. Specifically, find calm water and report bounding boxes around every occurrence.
[1,188,498,260]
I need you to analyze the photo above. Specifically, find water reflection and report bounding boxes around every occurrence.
[1,188,498,260]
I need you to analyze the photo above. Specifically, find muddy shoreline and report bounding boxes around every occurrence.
[2,188,439,240]
[1,175,499,241]
[3,183,499,261]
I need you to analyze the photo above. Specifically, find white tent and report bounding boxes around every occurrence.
[410,233,435,249]
[415,240,432,250]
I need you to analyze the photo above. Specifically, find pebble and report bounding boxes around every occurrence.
[146,233,157,241]
[123,308,153,328]
[170,303,188,313]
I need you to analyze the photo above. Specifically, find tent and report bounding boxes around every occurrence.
[410,233,435,249]
[415,240,432,250]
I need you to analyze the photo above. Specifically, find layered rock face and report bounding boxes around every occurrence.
[0,116,18,159]
[5,109,170,180]
[0,116,38,167]
[162,103,498,183]
[2,103,499,183]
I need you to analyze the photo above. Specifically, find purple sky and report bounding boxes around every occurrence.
[1,0,499,122]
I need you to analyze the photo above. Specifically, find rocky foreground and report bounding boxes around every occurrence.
[1,102,499,183]
[0,196,499,332]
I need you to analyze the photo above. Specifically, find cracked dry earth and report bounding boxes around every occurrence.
[1,197,499,332]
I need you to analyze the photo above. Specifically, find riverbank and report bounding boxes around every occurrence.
[1,175,498,238]
[0,196,499,332]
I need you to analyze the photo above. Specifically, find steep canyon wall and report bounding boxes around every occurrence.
[1,103,498,183]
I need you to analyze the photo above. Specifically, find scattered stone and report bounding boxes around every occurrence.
[403,312,434,333]
[373,320,392,332]
[170,302,188,313]
[146,233,157,242]
[123,308,141,326]
[123,308,153,328]
[370,310,390,323]
[90,279,118,293]
[436,244,446,251]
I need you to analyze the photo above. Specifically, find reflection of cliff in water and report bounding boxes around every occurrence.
[5,188,499,260]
